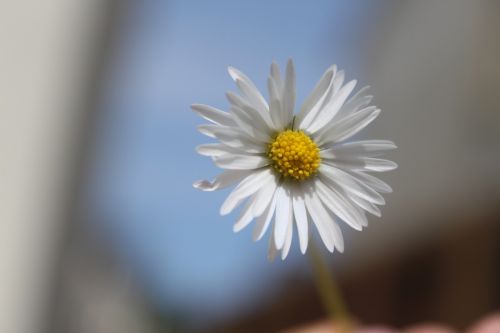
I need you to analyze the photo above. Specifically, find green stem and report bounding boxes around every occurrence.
[308,242,353,330]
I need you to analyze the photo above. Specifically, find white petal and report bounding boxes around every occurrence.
[319,164,385,205]
[298,65,335,122]
[233,194,258,232]
[322,140,397,158]
[346,85,370,104]
[233,177,276,232]
[332,221,344,253]
[234,78,270,119]
[267,228,279,262]
[315,179,365,231]
[349,194,381,218]
[281,59,296,125]
[270,61,283,92]
[304,189,335,252]
[196,143,243,157]
[226,92,276,132]
[363,158,398,172]
[228,67,260,92]
[229,105,271,142]
[350,171,393,193]
[281,217,293,260]
[299,69,345,131]
[306,80,357,134]
[193,170,250,192]
[226,90,246,108]
[268,76,285,130]
[213,154,269,170]
[220,168,273,215]
[335,89,373,120]
[299,77,335,130]
[252,176,278,216]
[331,70,345,94]
[291,185,309,254]
[317,175,370,226]
[191,104,235,126]
[325,157,398,172]
[228,66,268,110]
[316,107,381,146]
[320,174,376,221]
[197,124,218,138]
[274,186,291,250]
[205,125,265,153]
[198,124,267,149]
[269,98,284,131]
[252,189,278,241]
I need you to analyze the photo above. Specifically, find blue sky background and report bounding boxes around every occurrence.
[88,0,386,326]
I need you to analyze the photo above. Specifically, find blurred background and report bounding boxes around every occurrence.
[1,0,500,332]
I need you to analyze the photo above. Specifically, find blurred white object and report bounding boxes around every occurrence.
[0,1,116,333]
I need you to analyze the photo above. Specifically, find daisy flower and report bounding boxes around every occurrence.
[192,59,396,260]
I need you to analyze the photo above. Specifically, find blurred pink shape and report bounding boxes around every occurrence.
[283,312,500,333]
[282,322,396,333]
[403,324,456,333]
[467,313,500,333]
[358,326,397,333]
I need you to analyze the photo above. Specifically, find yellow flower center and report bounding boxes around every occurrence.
[268,130,321,181]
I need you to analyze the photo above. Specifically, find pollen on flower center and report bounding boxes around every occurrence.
[268,130,321,181]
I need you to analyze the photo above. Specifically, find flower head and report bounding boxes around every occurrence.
[193,59,397,260]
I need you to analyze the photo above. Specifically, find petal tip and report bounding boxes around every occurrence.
[227,66,239,81]
[193,180,207,190]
